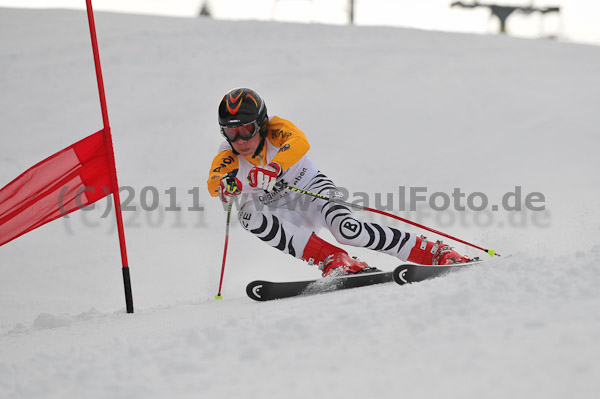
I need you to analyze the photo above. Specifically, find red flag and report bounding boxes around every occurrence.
[0,129,113,246]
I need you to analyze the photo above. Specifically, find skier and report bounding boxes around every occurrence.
[207,88,470,277]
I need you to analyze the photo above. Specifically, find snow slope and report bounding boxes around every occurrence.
[1,7,600,399]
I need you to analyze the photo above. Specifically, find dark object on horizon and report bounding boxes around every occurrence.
[451,1,560,34]
[199,1,212,17]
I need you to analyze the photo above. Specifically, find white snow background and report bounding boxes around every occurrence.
[1,7,600,399]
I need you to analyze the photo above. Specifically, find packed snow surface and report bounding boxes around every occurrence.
[1,7,600,399]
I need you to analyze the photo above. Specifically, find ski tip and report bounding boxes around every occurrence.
[215,294,223,300]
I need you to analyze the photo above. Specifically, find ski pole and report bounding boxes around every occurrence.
[215,201,233,299]
[286,186,500,258]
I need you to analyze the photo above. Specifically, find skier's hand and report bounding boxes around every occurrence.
[248,162,282,192]
[218,173,242,203]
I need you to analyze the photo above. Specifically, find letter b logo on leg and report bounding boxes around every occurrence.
[340,217,362,240]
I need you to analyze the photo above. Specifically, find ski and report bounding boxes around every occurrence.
[246,260,483,301]
[392,260,482,285]
[246,269,394,301]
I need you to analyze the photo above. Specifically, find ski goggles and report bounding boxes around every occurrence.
[220,121,260,142]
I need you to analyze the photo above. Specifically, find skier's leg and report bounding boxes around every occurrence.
[237,199,313,258]
[300,172,416,261]
[238,197,371,276]
[320,199,416,261]
[309,173,469,265]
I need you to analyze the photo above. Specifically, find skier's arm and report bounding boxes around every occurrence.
[207,149,239,197]
[267,118,310,171]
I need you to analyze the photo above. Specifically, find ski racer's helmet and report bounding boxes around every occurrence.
[218,88,268,143]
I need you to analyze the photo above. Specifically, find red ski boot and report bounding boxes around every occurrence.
[407,236,470,265]
[301,233,373,277]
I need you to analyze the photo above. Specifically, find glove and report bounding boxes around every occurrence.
[248,162,282,192]
[218,173,242,203]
